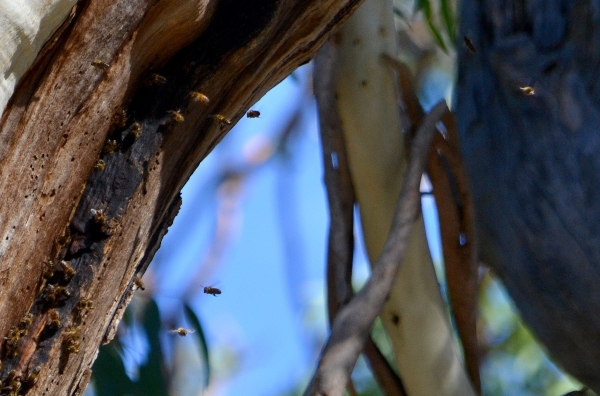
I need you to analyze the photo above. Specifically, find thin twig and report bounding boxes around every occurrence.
[362,338,405,394]
[315,39,356,320]
[304,100,447,396]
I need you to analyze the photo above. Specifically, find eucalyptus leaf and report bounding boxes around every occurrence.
[184,303,211,389]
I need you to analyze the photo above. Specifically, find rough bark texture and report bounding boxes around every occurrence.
[456,0,600,391]
[0,0,364,394]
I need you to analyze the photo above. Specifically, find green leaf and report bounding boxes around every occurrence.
[424,17,449,53]
[440,0,456,43]
[184,304,211,389]
[414,0,450,53]
[136,299,169,396]
[92,340,136,396]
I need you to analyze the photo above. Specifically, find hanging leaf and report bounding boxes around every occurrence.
[136,299,169,396]
[414,0,450,53]
[184,303,211,389]
[440,0,456,43]
[92,340,136,396]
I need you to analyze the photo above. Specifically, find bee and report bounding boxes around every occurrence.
[114,109,129,128]
[169,327,195,337]
[168,110,184,122]
[42,260,55,279]
[40,284,57,304]
[520,86,535,95]
[63,326,81,354]
[91,59,110,71]
[5,327,20,346]
[58,260,75,281]
[246,110,260,118]
[22,366,40,392]
[2,370,20,395]
[131,122,142,138]
[91,208,106,226]
[48,310,60,330]
[56,286,70,302]
[5,327,21,357]
[56,226,71,247]
[149,73,167,85]
[133,277,145,291]
[463,36,477,54]
[203,285,221,297]
[188,92,210,104]
[94,159,106,171]
[41,284,70,305]
[210,114,231,127]
[19,313,33,332]
[103,139,118,154]
[77,299,94,316]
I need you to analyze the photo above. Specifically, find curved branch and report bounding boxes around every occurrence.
[315,40,406,396]
[304,101,447,396]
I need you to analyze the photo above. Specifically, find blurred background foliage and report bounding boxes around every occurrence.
[85,0,584,395]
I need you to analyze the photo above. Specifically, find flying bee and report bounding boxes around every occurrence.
[209,114,231,127]
[203,285,221,297]
[246,110,260,118]
[19,313,33,331]
[188,91,210,104]
[149,73,167,85]
[168,110,184,122]
[169,327,196,337]
[463,36,476,54]
[520,86,535,95]
[91,208,106,226]
[94,159,106,171]
[131,122,142,138]
[91,59,110,71]
[103,139,118,154]
[133,277,145,291]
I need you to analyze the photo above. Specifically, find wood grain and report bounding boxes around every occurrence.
[0,0,364,393]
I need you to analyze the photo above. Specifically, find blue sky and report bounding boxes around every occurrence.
[144,62,450,396]
[148,64,334,395]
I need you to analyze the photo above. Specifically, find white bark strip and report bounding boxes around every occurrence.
[334,0,477,394]
[0,0,76,115]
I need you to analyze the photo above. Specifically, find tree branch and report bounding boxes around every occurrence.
[315,39,406,396]
[304,100,447,396]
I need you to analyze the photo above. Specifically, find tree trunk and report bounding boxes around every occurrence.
[456,0,600,392]
[0,0,364,393]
